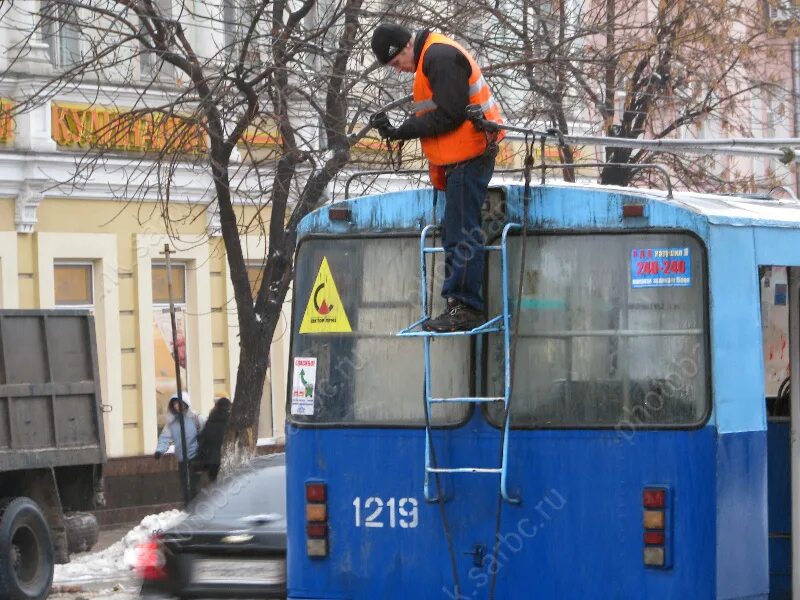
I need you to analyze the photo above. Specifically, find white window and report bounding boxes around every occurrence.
[223,0,243,49]
[222,0,261,63]
[41,1,81,68]
[140,0,175,81]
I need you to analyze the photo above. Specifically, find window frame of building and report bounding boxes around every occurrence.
[245,257,275,439]
[53,261,94,308]
[246,259,265,301]
[152,261,189,427]
[41,0,82,69]
[140,0,175,81]
[223,0,242,50]
[151,262,187,305]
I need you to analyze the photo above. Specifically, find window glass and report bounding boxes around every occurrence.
[247,261,264,301]
[290,237,470,426]
[42,1,81,68]
[222,0,259,62]
[485,233,708,427]
[54,263,93,306]
[243,260,275,437]
[139,0,174,80]
[152,263,186,304]
[223,0,243,48]
[152,262,188,427]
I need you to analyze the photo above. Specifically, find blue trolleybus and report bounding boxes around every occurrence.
[285,181,800,598]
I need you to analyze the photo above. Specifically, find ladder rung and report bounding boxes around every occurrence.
[427,467,502,474]
[396,325,503,337]
[422,247,445,254]
[429,396,504,403]
[396,317,428,336]
[422,245,505,254]
[396,311,510,338]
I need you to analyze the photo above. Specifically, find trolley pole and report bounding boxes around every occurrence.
[162,244,191,507]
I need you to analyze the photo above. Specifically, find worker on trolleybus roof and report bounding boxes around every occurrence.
[370,23,505,332]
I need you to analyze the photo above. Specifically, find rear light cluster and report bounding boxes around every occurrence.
[306,481,328,558]
[642,487,668,568]
[134,536,166,581]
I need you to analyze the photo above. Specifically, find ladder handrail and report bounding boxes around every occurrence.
[500,223,521,505]
[398,222,522,504]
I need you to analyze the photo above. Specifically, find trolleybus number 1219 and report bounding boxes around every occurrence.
[352,496,419,528]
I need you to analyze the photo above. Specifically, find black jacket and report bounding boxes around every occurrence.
[196,404,230,467]
[394,30,473,141]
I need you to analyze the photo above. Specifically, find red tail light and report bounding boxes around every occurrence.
[306,522,328,538]
[642,487,669,568]
[134,537,166,581]
[306,482,327,503]
[643,531,665,545]
[306,481,328,557]
[643,489,666,509]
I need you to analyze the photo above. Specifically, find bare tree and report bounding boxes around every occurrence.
[1,0,395,469]
[403,0,787,191]
[2,0,788,470]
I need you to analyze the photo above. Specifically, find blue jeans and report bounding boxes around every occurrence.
[441,154,494,311]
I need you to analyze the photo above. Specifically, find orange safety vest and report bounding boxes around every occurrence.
[412,32,505,168]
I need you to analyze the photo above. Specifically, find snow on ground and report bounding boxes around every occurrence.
[54,510,186,584]
[50,583,140,600]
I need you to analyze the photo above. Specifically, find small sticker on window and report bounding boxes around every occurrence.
[291,357,317,415]
[631,247,692,288]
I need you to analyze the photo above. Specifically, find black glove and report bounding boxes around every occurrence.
[154,451,162,460]
[369,112,400,140]
[369,111,390,130]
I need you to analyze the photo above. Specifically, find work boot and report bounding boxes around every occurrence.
[423,299,484,333]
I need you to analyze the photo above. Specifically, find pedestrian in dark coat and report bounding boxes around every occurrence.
[196,397,231,482]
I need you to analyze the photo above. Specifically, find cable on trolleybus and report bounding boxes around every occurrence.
[420,185,463,599]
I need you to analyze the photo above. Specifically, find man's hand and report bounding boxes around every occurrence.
[369,111,390,130]
[369,111,400,140]
[154,451,162,460]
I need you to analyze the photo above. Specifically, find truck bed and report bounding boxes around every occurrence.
[0,310,106,471]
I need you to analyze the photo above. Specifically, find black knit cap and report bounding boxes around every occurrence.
[371,23,412,64]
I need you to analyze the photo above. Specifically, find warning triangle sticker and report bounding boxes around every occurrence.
[299,257,352,334]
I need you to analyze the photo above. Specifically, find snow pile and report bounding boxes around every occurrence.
[54,510,186,584]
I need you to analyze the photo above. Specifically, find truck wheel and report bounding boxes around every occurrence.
[0,497,54,600]
[64,512,99,554]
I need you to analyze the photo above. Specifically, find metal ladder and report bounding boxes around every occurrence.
[397,222,520,504]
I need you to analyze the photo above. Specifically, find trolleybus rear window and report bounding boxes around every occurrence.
[289,236,470,426]
[486,232,708,428]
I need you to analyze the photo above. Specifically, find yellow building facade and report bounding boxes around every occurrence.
[0,100,290,458]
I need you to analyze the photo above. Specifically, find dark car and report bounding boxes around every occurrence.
[137,453,286,599]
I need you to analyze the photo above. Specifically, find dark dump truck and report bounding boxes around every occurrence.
[0,310,106,600]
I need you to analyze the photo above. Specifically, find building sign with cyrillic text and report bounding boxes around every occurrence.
[0,100,13,144]
[51,103,205,153]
